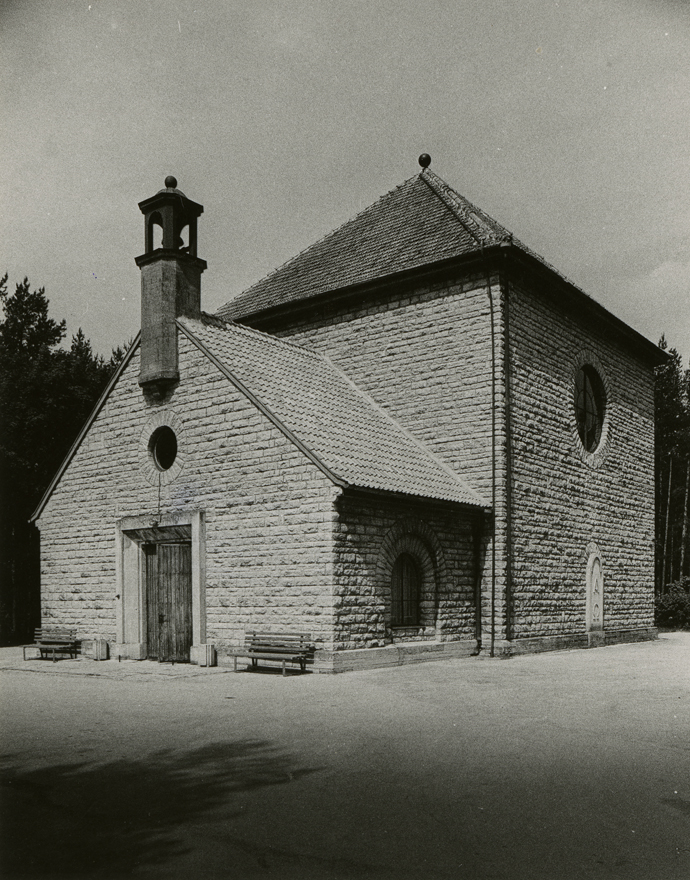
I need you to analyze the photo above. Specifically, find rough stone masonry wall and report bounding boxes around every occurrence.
[269,274,497,498]
[507,278,656,639]
[332,493,478,649]
[264,272,510,642]
[37,333,337,650]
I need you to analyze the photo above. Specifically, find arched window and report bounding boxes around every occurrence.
[147,212,164,252]
[575,365,606,452]
[174,219,189,252]
[391,553,420,626]
[586,548,604,632]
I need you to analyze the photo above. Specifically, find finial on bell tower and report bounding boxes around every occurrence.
[137,176,204,258]
[135,177,207,389]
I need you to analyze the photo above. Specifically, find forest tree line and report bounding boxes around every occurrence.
[0,277,689,643]
[0,276,128,643]
[654,336,690,627]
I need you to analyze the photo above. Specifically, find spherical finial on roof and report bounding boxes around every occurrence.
[164,175,178,189]
[418,153,431,169]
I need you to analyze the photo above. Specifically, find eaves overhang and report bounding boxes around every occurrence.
[496,246,669,368]
[341,483,491,515]
[231,248,495,331]
[233,242,667,369]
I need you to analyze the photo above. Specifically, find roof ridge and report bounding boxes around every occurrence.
[420,169,602,296]
[190,311,325,360]
[219,174,420,311]
[321,354,487,507]
[420,168,512,246]
[199,310,233,329]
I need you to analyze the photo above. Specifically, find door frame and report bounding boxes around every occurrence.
[144,540,193,662]
[115,510,206,660]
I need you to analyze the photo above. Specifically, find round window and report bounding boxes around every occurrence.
[149,426,178,471]
[575,365,606,452]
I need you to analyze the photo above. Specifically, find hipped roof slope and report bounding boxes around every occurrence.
[181,314,485,508]
[217,168,522,321]
[217,165,665,365]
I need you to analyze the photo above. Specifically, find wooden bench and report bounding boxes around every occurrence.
[22,628,80,662]
[230,632,313,676]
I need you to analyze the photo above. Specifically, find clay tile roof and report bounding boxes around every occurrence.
[216,169,519,321]
[180,314,485,508]
[216,166,666,366]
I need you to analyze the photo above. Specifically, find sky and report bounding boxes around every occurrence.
[1,0,689,359]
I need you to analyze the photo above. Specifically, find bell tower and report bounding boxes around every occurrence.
[135,176,207,388]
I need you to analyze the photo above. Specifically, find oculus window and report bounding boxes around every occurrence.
[391,552,420,627]
[575,365,606,453]
[149,426,178,471]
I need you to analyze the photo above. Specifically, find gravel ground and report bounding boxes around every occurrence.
[1,634,688,879]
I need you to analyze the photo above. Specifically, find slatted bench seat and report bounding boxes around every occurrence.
[229,632,313,676]
[22,628,80,662]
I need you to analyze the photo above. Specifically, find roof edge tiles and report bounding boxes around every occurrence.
[177,318,349,489]
[321,352,487,509]
[215,167,665,365]
[179,316,485,507]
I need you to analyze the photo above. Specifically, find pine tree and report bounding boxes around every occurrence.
[655,336,690,592]
[0,275,124,643]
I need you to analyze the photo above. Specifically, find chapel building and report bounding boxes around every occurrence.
[31,158,664,671]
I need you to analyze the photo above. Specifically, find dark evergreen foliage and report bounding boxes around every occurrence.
[655,577,690,629]
[0,275,126,644]
[654,336,690,597]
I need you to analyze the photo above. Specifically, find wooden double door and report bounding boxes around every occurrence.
[144,542,192,662]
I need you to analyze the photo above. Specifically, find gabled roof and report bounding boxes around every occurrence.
[31,312,484,523]
[217,168,521,322]
[179,314,485,508]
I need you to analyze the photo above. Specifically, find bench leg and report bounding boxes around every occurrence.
[282,660,286,677]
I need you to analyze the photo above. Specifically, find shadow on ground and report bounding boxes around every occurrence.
[0,740,319,877]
